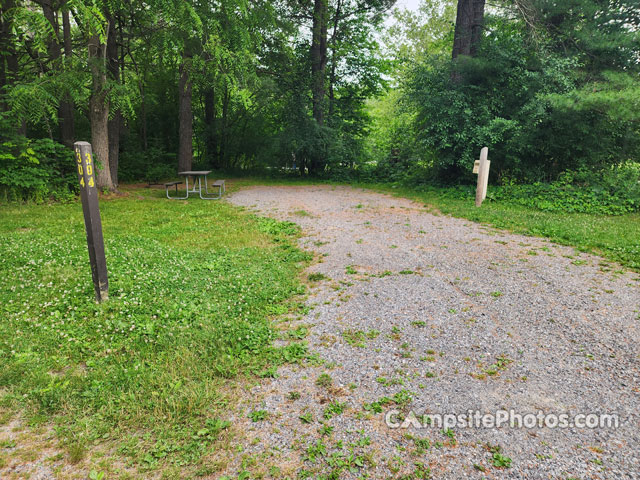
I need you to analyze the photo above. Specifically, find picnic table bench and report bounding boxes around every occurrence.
[165,173,225,200]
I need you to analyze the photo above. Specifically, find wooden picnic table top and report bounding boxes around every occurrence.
[178,170,212,176]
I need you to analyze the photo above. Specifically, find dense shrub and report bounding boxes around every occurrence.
[0,118,76,202]
[118,144,178,183]
[405,17,640,184]
[427,165,640,216]
[491,166,640,215]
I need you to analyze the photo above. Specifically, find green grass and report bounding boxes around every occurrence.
[0,188,310,472]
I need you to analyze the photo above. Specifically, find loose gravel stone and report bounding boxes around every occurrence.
[223,185,640,480]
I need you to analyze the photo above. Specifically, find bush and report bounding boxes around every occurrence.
[404,17,640,184]
[118,145,177,183]
[490,165,640,215]
[0,120,76,202]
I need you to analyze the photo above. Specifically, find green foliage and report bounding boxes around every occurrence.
[525,0,640,72]
[0,118,76,202]
[491,166,640,215]
[431,165,640,215]
[382,2,640,185]
[407,21,586,181]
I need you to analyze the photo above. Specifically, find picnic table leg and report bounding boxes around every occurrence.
[203,174,210,195]
[199,175,221,200]
[166,179,188,200]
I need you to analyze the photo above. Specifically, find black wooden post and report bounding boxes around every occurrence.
[74,141,109,302]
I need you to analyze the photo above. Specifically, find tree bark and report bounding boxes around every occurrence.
[40,0,76,147]
[89,34,114,190]
[310,0,329,174]
[107,14,121,187]
[0,0,10,111]
[204,87,217,166]
[328,0,342,121]
[311,0,328,127]
[4,0,26,135]
[1,0,21,125]
[452,0,485,59]
[40,0,62,63]
[59,7,75,147]
[178,55,193,172]
[219,85,229,168]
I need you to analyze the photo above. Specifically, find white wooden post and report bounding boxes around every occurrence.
[475,147,490,207]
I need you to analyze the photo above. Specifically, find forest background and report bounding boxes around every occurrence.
[0,0,639,215]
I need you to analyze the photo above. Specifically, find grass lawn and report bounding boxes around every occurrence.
[0,186,310,476]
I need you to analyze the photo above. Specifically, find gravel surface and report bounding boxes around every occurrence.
[223,184,640,480]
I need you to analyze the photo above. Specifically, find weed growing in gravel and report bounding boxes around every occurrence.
[323,401,347,419]
[488,445,512,468]
[376,376,405,387]
[342,329,379,347]
[413,437,431,454]
[442,428,457,446]
[308,272,329,282]
[316,373,333,388]
[299,412,314,424]
[345,265,358,275]
[286,326,309,340]
[249,410,268,422]
[484,355,513,376]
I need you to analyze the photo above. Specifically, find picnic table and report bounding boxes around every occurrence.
[165,170,225,200]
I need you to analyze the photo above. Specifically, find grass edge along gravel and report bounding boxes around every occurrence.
[231,177,640,273]
[0,191,311,476]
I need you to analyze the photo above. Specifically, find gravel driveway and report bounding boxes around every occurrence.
[224,184,639,480]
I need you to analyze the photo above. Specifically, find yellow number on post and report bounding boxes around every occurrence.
[88,176,95,187]
[80,177,85,188]
[76,150,82,164]
[86,164,93,176]
[78,164,84,175]
[85,152,92,165]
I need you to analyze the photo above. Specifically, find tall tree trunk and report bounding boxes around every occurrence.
[0,0,10,111]
[452,0,485,59]
[204,87,217,167]
[1,0,25,134]
[178,55,193,172]
[107,14,121,187]
[140,79,148,151]
[310,0,329,174]
[219,86,229,168]
[40,0,62,62]
[89,34,114,190]
[59,7,75,147]
[40,0,76,147]
[327,0,342,122]
[311,0,328,127]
